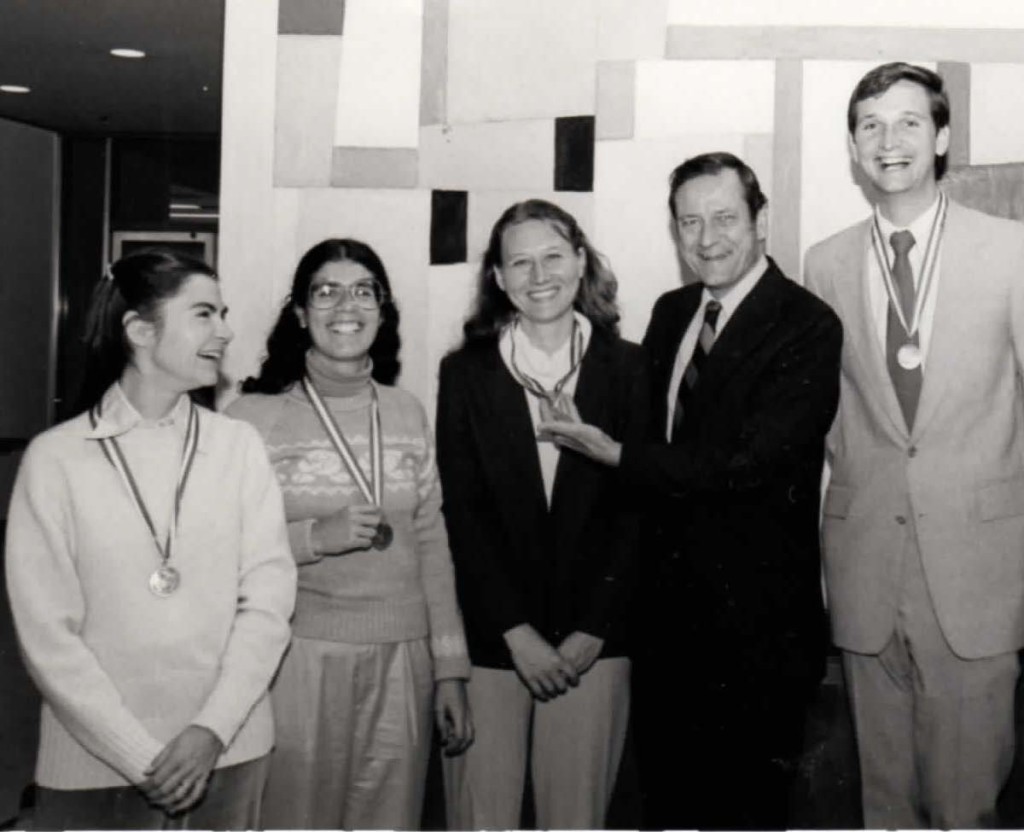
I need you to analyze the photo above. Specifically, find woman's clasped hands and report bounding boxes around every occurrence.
[503,624,604,701]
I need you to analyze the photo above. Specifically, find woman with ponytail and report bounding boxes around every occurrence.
[4,249,296,829]
[227,238,472,830]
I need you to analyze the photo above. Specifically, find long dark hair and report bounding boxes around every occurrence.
[461,199,620,345]
[241,239,401,394]
[75,249,218,415]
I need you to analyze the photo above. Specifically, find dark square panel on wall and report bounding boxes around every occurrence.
[431,190,468,265]
[555,115,595,192]
[278,0,346,35]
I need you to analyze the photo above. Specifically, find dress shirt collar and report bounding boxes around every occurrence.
[874,194,941,255]
[85,383,194,441]
[700,253,768,326]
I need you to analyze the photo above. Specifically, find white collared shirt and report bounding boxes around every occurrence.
[664,254,768,439]
[498,312,593,503]
[867,195,944,367]
[88,383,192,543]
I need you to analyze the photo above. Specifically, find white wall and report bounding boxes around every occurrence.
[219,0,1024,417]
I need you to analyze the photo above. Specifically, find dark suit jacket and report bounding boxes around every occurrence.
[436,328,649,669]
[621,258,842,691]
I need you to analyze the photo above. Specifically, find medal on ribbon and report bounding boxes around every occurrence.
[870,192,948,371]
[508,317,585,424]
[90,400,199,598]
[302,377,392,551]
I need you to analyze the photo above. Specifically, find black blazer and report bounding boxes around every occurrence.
[621,259,842,690]
[436,328,649,669]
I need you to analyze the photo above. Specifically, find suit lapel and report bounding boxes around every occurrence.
[475,348,550,528]
[648,287,701,437]
[549,331,613,527]
[911,202,971,441]
[697,267,780,398]
[832,221,909,440]
[692,262,793,410]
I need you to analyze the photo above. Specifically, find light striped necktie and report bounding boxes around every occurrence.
[671,299,721,442]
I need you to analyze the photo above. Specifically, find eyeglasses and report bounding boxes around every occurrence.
[308,279,386,311]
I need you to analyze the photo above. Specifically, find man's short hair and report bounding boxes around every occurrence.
[667,152,768,221]
[847,62,950,178]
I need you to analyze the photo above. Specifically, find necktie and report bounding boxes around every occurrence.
[671,300,721,441]
[885,229,921,429]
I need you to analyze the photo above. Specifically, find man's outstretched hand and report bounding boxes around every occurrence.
[536,421,622,467]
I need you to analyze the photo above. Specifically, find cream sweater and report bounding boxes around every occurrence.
[4,385,297,789]
[227,378,470,681]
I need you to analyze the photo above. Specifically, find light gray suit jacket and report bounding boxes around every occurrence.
[805,200,1024,659]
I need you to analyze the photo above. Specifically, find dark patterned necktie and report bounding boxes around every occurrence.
[671,300,721,442]
[885,230,921,429]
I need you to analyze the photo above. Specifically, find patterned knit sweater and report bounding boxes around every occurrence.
[227,375,470,682]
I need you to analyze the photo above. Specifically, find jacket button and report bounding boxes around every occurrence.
[908,446,917,458]
[896,515,907,525]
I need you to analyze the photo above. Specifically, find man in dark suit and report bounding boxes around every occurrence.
[540,152,842,830]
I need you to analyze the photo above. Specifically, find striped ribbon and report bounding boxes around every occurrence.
[89,400,199,567]
[870,191,948,338]
[507,317,584,418]
[302,376,383,509]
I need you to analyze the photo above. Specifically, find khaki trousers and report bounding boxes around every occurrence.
[843,526,1019,829]
[443,657,630,830]
[261,636,434,830]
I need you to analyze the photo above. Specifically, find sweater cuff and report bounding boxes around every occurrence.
[431,632,471,680]
[190,707,239,751]
[107,731,165,785]
[433,654,472,681]
[288,519,323,565]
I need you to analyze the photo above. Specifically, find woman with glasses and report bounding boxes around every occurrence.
[227,238,472,830]
[437,200,649,828]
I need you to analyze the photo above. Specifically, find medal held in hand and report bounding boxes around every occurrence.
[303,376,393,551]
[90,401,199,598]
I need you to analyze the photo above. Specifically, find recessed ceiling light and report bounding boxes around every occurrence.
[110,48,146,59]
[0,85,31,94]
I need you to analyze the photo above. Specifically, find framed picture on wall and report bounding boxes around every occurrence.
[111,230,217,266]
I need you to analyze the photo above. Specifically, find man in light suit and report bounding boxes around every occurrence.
[804,62,1024,829]
[542,152,842,829]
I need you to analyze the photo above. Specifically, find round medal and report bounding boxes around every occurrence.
[372,521,393,551]
[149,564,181,597]
[897,343,922,370]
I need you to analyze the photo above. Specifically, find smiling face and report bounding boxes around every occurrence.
[140,273,233,392]
[672,168,766,297]
[849,79,950,204]
[296,259,382,369]
[495,218,585,327]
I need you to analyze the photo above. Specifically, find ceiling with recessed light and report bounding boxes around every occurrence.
[0,0,223,135]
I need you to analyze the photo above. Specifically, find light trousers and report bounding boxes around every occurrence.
[843,527,1019,829]
[33,756,269,831]
[443,657,630,830]
[261,636,435,830]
